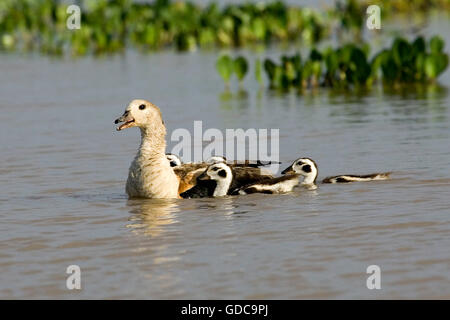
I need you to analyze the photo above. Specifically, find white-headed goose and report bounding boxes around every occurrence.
[234,174,300,195]
[166,153,182,167]
[173,155,275,195]
[180,162,237,198]
[281,157,391,188]
[180,163,276,198]
[181,163,299,198]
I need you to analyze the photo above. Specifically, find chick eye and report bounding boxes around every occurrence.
[301,164,312,173]
[139,104,146,110]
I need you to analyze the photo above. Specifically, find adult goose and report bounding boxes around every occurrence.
[114,100,274,198]
[115,99,180,199]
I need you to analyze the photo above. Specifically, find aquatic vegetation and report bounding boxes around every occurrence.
[216,54,249,89]
[333,0,365,34]
[373,36,448,83]
[254,58,264,87]
[0,0,327,55]
[257,36,448,90]
[263,44,372,90]
[233,56,248,87]
[216,54,234,89]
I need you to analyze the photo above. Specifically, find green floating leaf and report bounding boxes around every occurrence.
[264,59,276,83]
[425,53,449,79]
[216,54,234,85]
[234,56,248,82]
[255,58,263,86]
[392,37,412,66]
[309,48,322,61]
[412,36,426,56]
[258,35,448,90]
[429,35,444,54]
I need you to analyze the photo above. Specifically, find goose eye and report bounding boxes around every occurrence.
[139,104,146,110]
[302,165,312,173]
[218,169,227,177]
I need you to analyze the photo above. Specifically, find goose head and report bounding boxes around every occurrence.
[197,162,233,197]
[114,99,164,132]
[281,157,318,184]
[166,153,182,167]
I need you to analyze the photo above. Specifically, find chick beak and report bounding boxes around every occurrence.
[281,165,295,175]
[114,111,135,131]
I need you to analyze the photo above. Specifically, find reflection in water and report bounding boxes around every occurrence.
[126,198,180,237]
[210,197,236,218]
[382,82,448,101]
[219,89,249,111]
[190,196,237,217]
[1,16,450,297]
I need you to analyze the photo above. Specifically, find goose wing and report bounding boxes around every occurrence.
[173,163,208,194]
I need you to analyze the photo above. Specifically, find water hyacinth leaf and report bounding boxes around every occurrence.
[312,60,322,77]
[274,66,284,89]
[340,44,354,64]
[324,47,338,71]
[425,53,449,79]
[392,38,412,66]
[371,49,389,79]
[350,47,370,83]
[350,47,367,69]
[284,61,296,82]
[415,52,426,79]
[258,35,448,89]
[199,28,215,47]
[412,36,426,56]
[251,18,266,40]
[361,43,370,58]
[381,53,398,82]
[1,0,328,56]
[425,54,438,79]
[255,58,264,86]
[309,48,322,61]
[302,60,313,81]
[429,35,444,54]
[291,54,302,71]
[234,56,248,82]
[216,55,234,85]
[436,53,449,75]
[264,58,276,82]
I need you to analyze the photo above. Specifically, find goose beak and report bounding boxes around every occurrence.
[197,171,210,181]
[114,111,135,131]
[281,165,295,175]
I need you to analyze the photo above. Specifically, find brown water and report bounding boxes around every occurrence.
[1,17,450,299]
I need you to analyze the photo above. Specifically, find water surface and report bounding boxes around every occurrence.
[1,17,450,299]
